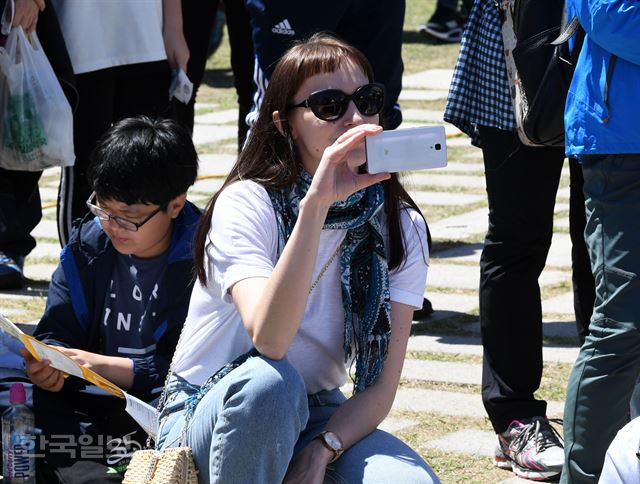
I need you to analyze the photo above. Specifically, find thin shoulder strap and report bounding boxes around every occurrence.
[552,17,581,45]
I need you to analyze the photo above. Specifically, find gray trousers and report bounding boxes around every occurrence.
[562,153,640,483]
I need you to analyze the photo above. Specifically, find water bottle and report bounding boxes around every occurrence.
[1,383,36,483]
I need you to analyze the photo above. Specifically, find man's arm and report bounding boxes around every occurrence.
[162,0,189,70]
[574,0,640,64]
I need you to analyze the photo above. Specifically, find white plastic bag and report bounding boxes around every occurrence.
[0,26,74,171]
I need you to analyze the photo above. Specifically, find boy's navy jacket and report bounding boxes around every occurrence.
[34,201,201,401]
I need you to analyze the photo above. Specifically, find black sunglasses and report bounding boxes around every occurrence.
[288,82,385,121]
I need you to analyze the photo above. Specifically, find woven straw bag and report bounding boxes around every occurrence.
[123,447,198,484]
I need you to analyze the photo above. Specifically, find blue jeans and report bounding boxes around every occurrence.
[157,356,438,484]
[562,154,640,483]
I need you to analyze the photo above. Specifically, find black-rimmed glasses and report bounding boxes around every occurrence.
[86,192,162,232]
[288,82,385,121]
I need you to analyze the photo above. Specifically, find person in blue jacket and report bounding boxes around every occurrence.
[21,116,201,483]
[561,1,640,482]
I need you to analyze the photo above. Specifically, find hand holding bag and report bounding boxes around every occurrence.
[0,1,74,170]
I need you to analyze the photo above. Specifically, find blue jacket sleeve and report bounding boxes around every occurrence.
[35,263,89,350]
[572,0,640,64]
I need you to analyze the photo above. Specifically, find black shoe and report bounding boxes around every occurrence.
[418,6,463,43]
[0,252,24,290]
[413,297,434,320]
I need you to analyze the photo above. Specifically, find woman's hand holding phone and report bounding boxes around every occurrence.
[306,124,390,208]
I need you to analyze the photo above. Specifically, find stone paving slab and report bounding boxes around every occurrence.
[466,318,580,341]
[402,161,483,175]
[557,186,570,199]
[194,109,238,125]
[0,308,25,317]
[433,233,574,272]
[430,208,488,240]
[403,69,454,91]
[392,388,564,419]
[193,124,237,146]
[401,109,446,123]
[406,334,579,363]
[191,177,225,195]
[23,264,55,282]
[546,234,573,269]
[31,220,58,240]
[446,136,474,148]
[379,416,417,434]
[39,187,59,202]
[29,242,62,260]
[408,173,487,189]
[429,264,566,290]
[403,359,482,385]
[543,292,575,316]
[431,242,483,262]
[399,89,449,101]
[198,153,237,176]
[399,122,461,137]
[410,191,484,206]
[424,429,496,457]
[42,167,59,178]
[425,292,479,316]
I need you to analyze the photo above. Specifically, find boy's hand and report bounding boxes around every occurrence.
[59,348,134,389]
[21,348,65,392]
[57,347,104,371]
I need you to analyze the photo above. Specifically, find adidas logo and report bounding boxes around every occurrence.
[271,19,295,36]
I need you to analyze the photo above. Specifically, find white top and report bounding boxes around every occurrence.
[600,416,640,483]
[172,181,430,394]
[50,0,166,75]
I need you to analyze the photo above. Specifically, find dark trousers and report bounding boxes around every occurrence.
[34,386,146,483]
[0,169,41,257]
[0,0,75,257]
[562,154,640,483]
[56,62,172,245]
[478,127,595,433]
[177,0,255,149]
[174,0,221,134]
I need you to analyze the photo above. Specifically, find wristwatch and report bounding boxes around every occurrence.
[315,430,344,463]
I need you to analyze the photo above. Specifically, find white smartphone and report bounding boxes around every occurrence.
[365,125,448,174]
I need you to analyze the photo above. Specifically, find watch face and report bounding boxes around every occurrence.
[324,431,342,450]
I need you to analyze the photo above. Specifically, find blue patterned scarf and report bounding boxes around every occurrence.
[267,170,391,392]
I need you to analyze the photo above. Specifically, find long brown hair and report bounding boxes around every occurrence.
[194,32,430,285]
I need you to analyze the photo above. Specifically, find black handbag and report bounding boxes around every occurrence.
[498,0,584,147]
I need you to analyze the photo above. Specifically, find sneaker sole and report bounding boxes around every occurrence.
[493,455,512,470]
[511,462,561,481]
[418,25,462,43]
[494,449,560,480]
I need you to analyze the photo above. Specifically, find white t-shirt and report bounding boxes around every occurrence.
[172,181,430,394]
[50,0,166,75]
[600,416,640,483]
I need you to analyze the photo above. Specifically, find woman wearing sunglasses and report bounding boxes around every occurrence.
[157,32,437,484]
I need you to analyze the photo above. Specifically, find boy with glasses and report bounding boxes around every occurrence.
[21,116,200,483]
